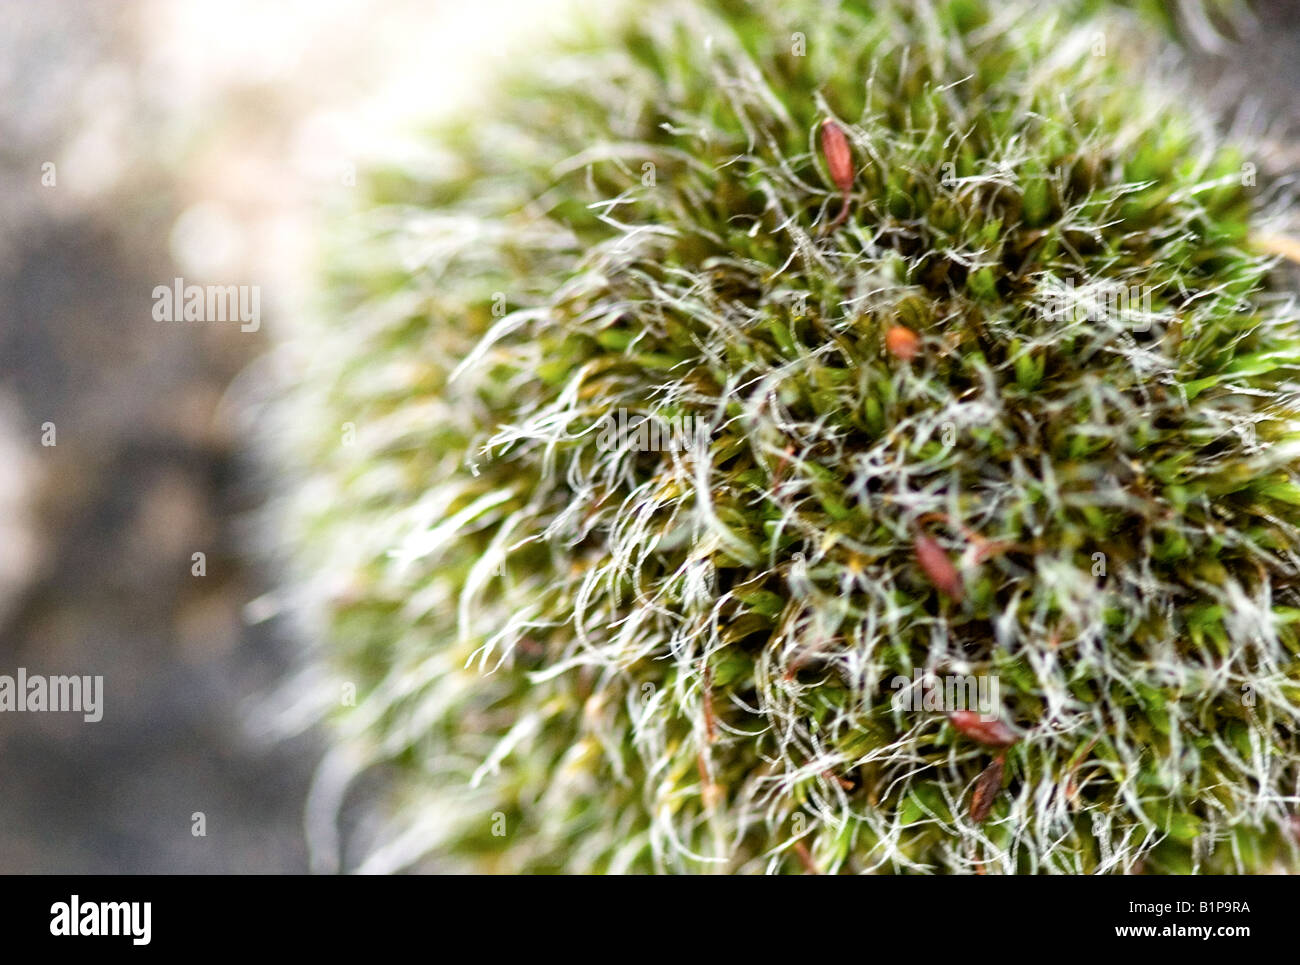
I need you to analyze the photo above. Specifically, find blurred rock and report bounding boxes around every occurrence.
[0,391,45,628]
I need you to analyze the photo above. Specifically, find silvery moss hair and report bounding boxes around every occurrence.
[271,0,1300,873]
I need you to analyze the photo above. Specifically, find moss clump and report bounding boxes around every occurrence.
[277,0,1300,873]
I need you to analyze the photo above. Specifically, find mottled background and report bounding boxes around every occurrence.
[0,0,576,873]
[0,0,1295,872]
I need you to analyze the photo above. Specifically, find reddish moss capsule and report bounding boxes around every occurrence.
[885,324,920,361]
[820,119,854,193]
[914,532,963,601]
[950,711,1017,748]
[820,119,854,228]
[970,753,1006,823]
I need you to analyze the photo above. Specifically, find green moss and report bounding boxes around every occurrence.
[278,0,1300,873]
